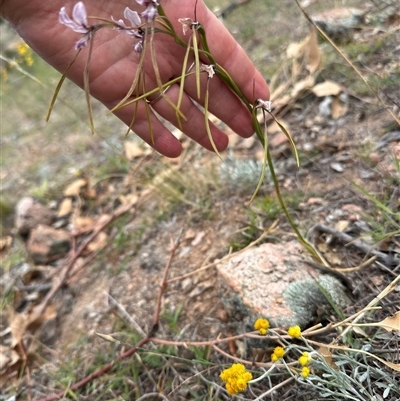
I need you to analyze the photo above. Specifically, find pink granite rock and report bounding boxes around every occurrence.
[217,241,350,329]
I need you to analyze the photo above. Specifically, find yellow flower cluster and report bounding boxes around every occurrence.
[1,68,8,82]
[298,351,311,378]
[220,363,252,395]
[17,43,34,67]
[1,42,34,82]
[287,325,302,338]
[298,351,311,366]
[17,43,29,55]
[271,346,285,362]
[254,318,270,335]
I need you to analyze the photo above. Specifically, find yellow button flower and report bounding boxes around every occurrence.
[254,318,270,335]
[17,43,29,56]
[301,366,311,378]
[220,363,252,395]
[271,346,285,362]
[287,325,302,338]
[298,352,311,366]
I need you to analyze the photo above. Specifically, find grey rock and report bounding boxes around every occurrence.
[27,225,71,264]
[311,7,365,39]
[15,197,55,237]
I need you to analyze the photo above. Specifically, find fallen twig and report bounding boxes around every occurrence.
[150,231,182,337]
[107,293,147,337]
[308,223,391,265]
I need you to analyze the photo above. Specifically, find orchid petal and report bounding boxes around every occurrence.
[59,5,89,34]
[134,40,143,54]
[124,8,141,27]
[59,7,80,31]
[72,2,88,28]
[75,33,91,49]
[135,0,148,6]
[111,16,128,29]
[142,6,158,22]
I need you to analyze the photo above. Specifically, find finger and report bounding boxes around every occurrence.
[170,1,270,103]
[183,67,255,138]
[107,98,184,158]
[149,83,229,152]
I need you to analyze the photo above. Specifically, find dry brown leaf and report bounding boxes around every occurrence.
[374,311,400,332]
[124,141,149,160]
[27,304,57,332]
[335,220,349,232]
[286,40,307,78]
[0,236,12,252]
[119,193,139,206]
[325,252,342,266]
[317,242,329,253]
[352,326,368,337]
[270,94,292,111]
[286,41,305,59]
[0,345,19,373]
[82,187,97,199]
[73,216,95,231]
[270,83,289,102]
[305,26,321,74]
[8,304,57,347]
[8,309,27,347]
[382,360,400,372]
[184,229,196,240]
[331,96,348,119]
[291,76,315,97]
[191,231,206,247]
[97,214,111,225]
[318,345,338,370]
[312,81,343,97]
[86,231,108,253]
[58,198,73,217]
[63,178,87,197]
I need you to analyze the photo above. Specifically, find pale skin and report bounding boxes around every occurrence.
[1,0,270,157]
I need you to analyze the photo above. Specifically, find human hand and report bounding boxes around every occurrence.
[1,0,270,157]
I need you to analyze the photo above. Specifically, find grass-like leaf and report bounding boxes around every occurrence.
[109,37,147,114]
[46,50,81,122]
[83,31,96,135]
[204,78,222,159]
[267,112,300,167]
[149,26,187,120]
[192,28,201,100]
[176,33,193,130]
[249,109,268,203]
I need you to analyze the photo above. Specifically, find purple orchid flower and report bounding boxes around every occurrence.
[112,7,143,39]
[59,2,92,49]
[136,0,159,22]
[112,7,145,53]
